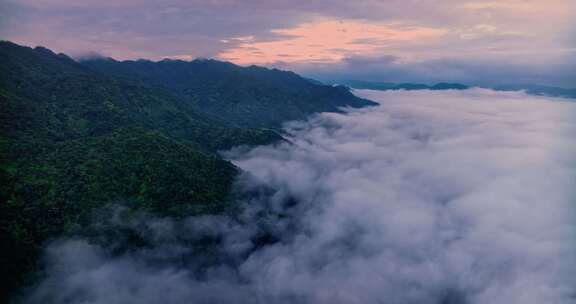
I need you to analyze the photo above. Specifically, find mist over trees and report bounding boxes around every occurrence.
[24,89,576,304]
[0,41,372,301]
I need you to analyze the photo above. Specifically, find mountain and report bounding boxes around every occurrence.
[0,40,374,301]
[430,83,470,90]
[342,80,576,99]
[81,58,375,128]
[341,80,469,91]
[492,84,576,99]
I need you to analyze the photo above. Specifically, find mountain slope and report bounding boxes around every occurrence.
[82,58,376,128]
[0,42,249,300]
[0,41,281,151]
[0,41,375,301]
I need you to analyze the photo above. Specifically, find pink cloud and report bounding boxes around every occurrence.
[217,19,446,65]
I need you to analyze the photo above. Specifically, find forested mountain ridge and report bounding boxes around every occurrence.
[81,57,375,128]
[0,40,374,301]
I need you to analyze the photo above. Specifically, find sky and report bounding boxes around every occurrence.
[26,89,576,303]
[1,0,575,86]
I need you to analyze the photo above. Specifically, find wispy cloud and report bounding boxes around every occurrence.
[1,0,574,84]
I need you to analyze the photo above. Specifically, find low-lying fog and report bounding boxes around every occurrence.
[27,89,576,304]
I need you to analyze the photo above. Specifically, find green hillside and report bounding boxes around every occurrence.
[82,57,375,128]
[0,41,374,301]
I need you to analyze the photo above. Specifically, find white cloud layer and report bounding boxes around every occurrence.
[25,89,576,304]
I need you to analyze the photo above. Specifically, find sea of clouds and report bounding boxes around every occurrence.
[25,89,576,304]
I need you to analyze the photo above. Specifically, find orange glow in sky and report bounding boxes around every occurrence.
[218,19,446,65]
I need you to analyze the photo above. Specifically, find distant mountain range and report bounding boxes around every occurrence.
[0,41,375,301]
[342,80,470,91]
[490,84,576,99]
[340,80,576,99]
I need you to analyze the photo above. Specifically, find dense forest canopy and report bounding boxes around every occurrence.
[0,40,375,301]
